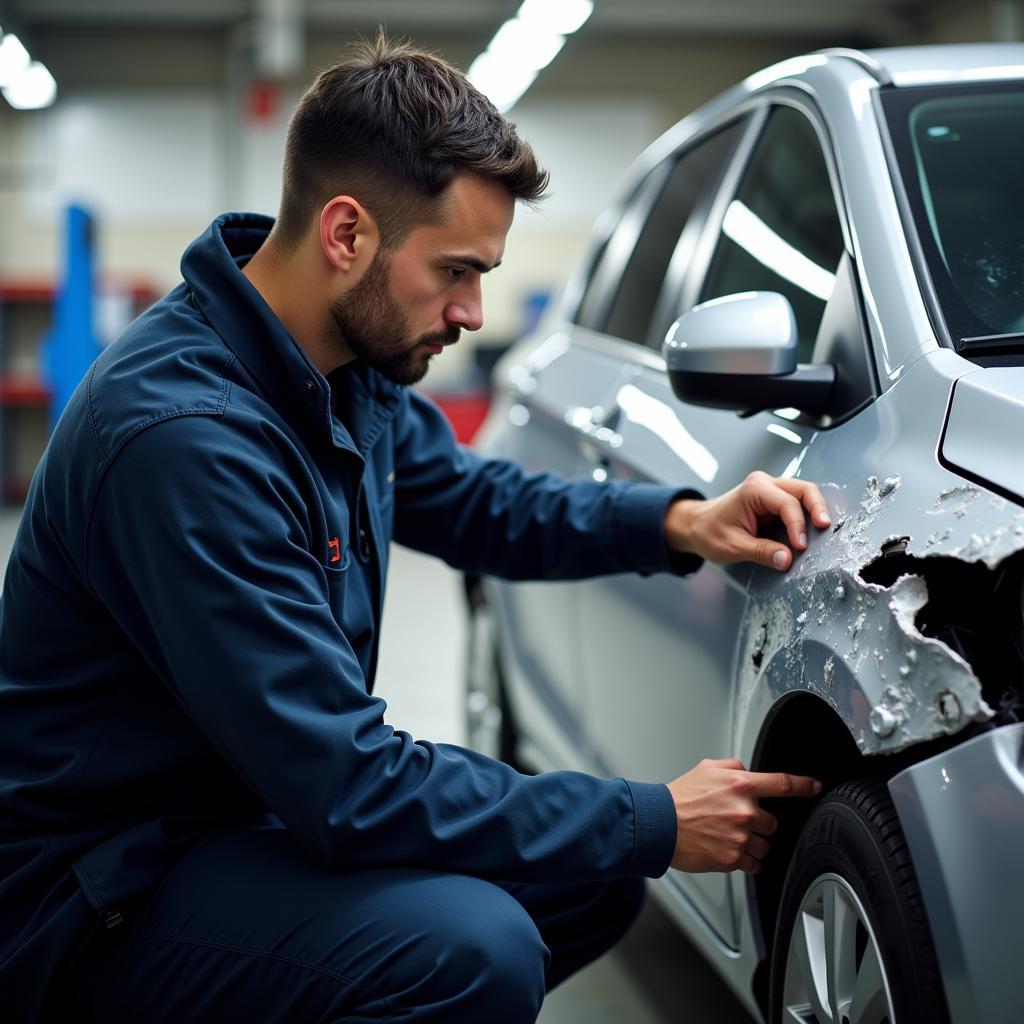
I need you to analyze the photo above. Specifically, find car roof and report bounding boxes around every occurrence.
[860,43,1024,86]
[729,44,1024,100]
[604,41,1024,231]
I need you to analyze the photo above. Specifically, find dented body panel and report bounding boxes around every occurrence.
[736,348,1024,767]
[737,348,1024,763]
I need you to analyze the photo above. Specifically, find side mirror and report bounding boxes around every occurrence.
[663,291,835,415]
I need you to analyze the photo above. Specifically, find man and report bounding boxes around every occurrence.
[0,36,830,1022]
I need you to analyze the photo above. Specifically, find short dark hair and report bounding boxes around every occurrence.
[275,33,548,249]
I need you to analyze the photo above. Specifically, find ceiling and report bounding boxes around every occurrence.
[2,0,932,42]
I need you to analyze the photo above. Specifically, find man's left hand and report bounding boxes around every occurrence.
[665,472,831,572]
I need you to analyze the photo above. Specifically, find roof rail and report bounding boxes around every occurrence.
[816,47,893,87]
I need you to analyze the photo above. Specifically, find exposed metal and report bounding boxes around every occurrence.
[736,444,1024,755]
[870,703,898,737]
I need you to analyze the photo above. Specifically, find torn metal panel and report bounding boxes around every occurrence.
[737,465,1024,755]
[739,570,991,755]
[798,475,1024,579]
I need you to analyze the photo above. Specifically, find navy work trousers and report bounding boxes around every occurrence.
[59,827,646,1022]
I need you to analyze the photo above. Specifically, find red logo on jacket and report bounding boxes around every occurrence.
[328,538,341,563]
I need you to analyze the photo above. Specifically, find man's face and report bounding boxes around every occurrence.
[328,173,514,386]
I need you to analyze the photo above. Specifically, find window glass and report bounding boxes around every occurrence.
[881,85,1024,351]
[601,121,744,346]
[574,166,670,332]
[573,231,614,331]
[699,106,844,363]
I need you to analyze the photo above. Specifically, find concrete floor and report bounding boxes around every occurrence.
[0,511,757,1023]
[377,545,757,1024]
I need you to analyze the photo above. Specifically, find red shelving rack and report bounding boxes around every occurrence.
[0,279,158,503]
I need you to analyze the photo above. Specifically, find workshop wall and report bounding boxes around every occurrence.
[0,0,1010,387]
[922,0,1005,43]
[0,30,817,385]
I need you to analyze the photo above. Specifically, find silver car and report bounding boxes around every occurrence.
[464,44,1024,1024]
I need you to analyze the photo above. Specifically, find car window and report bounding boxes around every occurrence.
[601,121,746,348]
[574,166,669,333]
[573,121,745,341]
[880,84,1024,356]
[572,209,622,331]
[698,105,844,363]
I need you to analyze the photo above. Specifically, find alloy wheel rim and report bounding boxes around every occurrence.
[781,872,896,1024]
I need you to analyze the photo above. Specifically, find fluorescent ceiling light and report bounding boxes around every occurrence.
[469,0,592,113]
[722,200,835,302]
[489,18,565,73]
[468,51,538,114]
[3,61,57,109]
[518,0,594,36]
[0,33,31,87]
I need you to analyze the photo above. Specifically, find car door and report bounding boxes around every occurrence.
[576,100,859,949]
[486,171,671,768]
[487,334,633,769]
[489,119,747,771]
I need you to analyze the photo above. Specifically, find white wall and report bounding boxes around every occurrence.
[0,78,672,384]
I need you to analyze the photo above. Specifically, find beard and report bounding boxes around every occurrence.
[327,250,460,386]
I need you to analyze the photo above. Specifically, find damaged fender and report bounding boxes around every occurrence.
[735,351,1024,759]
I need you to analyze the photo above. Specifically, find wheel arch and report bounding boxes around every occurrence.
[744,686,985,1015]
[746,692,863,1007]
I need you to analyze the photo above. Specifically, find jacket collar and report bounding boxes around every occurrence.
[181,213,403,455]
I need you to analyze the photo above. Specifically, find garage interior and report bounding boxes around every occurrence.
[0,1,1018,1020]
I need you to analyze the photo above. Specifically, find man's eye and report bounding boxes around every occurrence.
[446,267,467,281]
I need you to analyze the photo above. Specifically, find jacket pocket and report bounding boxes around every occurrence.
[71,819,212,920]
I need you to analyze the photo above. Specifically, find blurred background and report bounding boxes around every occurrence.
[0,0,1015,499]
[0,1,1018,1020]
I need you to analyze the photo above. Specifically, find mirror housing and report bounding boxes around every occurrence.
[663,291,835,415]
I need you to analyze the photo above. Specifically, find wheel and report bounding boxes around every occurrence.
[464,582,519,766]
[770,778,949,1024]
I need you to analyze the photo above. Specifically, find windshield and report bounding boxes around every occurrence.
[881,83,1024,361]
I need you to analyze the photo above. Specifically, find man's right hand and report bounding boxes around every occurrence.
[667,758,822,874]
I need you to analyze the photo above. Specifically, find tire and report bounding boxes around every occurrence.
[770,778,949,1024]
[464,582,519,767]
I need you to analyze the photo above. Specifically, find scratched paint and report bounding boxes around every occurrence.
[735,473,1024,756]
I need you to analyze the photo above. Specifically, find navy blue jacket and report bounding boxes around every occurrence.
[0,214,698,1016]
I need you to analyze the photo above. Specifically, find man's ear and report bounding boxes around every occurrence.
[320,196,379,274]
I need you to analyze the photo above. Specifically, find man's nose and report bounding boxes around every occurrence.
[445,282,484,332]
